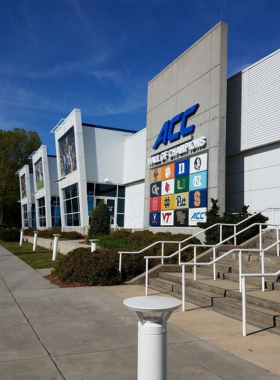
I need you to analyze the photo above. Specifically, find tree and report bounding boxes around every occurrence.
[0,128,41,227]
[88,200,110,237]
[197,199,268,245]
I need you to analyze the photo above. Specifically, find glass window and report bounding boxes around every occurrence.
[37,196,46,227]
[51,197,61,227]
[95,184,117,197]
[87,183,95,195]
[117,214,124,227]
[63,183,80,226]
[118,186,125,198]
[117,198,125,213]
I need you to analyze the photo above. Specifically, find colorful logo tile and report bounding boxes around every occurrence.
[174,209,189,226]
[161,211,174,226]
[161,194,174,210]
[161,179,174,195]
[149,211,161,226]
[150,168,162,183]
[189,189,207,208]
[174,192,189,209]
[189,171,207,191]
[189,153,208,174]
[175,175,189,193]
[150,196,161,211]
[175,159,189,177]
[162,163,175,180]
[150,182,161,197]
[188,208,207,226]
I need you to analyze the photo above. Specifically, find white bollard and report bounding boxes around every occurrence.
[89,239,99,252]
[19,229,24,246]
[33,231,39,251]
[124,296,181,380]
[52,234,60,261]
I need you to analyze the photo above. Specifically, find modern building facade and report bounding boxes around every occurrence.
[18,22,280,231]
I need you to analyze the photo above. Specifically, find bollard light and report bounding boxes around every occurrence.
[89,239,99,252]
[52,234,60,261]
[123,296,181,380]
[33,231,39,251]
[19,229,24,246]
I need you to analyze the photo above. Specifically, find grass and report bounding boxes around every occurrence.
[0,241,64,269]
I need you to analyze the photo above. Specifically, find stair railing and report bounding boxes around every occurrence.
[181,238,280,315]
[144,223,280,296]
[119,207,280,273]
[241,267,280,337]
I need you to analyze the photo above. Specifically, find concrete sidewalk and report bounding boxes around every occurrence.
[0,245,279,380]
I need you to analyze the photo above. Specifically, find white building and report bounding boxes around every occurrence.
[18,23,280,231]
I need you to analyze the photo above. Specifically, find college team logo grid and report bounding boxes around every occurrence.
[149,153,207,226]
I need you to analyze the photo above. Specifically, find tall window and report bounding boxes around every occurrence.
[87,183,126,227]
[32,204,36,228]
[63,183,80,226]
[22,204,28,227]
[37,197,46,227]
[51,197,61,227]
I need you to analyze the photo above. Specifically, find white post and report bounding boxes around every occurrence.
[277,226,279,257]
[242,276,247,337]
[261,251,265,292]
[182,265,185,312]
[220,225,222,243]
[89,239,99,252]
[33,231,39,252]
[178,242,181,264]
[145,258,148,296]
[19,229,24,246]
[239,250,242,292]
[52,234,60,261]
[161,242,164,265]
[119,253,122,272]
[259,225,262,253]
[194,246,197,281]
[213,246,216,280]
[234,225,237,245]
[123,297,181,380]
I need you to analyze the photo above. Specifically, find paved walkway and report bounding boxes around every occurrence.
[0,245,279,380]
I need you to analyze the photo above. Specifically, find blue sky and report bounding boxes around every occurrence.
[1,0,280,154]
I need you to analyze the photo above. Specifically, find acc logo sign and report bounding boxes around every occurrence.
[188,208,207,226]
[153,104,199,150]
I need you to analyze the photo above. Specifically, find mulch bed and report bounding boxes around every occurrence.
[45,274,89,288]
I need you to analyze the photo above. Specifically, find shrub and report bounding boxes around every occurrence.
[0,228,20,242]
[53,247,122,286]
[110,230,131,240]
[197,199,268,245]
[60,231,83,240]
[88,200,110,237]
[38,229,61,239]
[127,230,155,247]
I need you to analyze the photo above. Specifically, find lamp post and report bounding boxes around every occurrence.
[33,231,39,251]
[123,296,181,380]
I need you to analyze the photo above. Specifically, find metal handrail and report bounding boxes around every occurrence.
[241,269,280,337]
[179,239,280,336]
[143,223,280,296]
[118,207,280,272]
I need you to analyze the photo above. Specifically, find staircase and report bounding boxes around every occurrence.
[147,229,280,333]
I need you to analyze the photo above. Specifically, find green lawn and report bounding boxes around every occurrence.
[0,241,64,269]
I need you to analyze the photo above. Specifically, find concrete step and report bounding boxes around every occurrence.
[148,273,280,332]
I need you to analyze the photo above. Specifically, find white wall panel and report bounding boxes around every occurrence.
[123,129,146,184]
[48,156,59,196]
[227,49,280,155]
[83,126,133,184]
[124,182,145,228]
